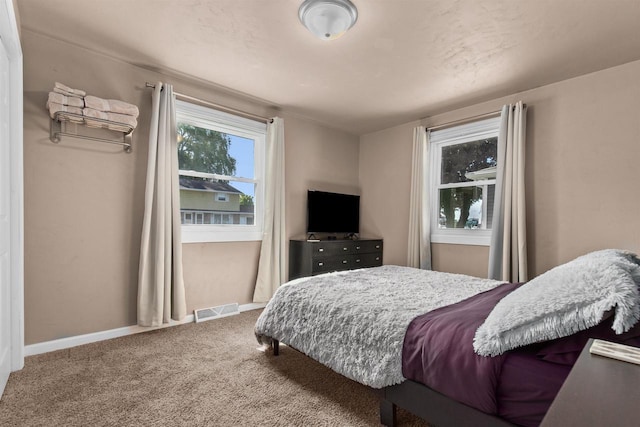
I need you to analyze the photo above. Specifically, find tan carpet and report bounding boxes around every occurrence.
[0,310,429,426]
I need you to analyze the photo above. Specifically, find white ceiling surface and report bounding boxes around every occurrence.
[17,0,640,135]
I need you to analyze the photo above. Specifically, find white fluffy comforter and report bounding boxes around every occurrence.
[255,265,501,388]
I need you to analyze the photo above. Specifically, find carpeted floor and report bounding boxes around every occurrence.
[0,310,429,426]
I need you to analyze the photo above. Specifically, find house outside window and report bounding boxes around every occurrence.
[175,100,266,243]
[429,116,500,246]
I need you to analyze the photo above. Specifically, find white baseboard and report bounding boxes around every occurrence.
[24,302,267,357]
[238,302,267,312]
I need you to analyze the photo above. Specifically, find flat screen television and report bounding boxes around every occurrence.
[306,190,360,235]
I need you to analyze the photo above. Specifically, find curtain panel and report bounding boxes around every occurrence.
[138,82,187,326]
[488,102,528,282]
[253,117,286,302]
[407,126,432,270]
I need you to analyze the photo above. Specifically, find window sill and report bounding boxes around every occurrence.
[181,226,263,243]
[431,230,491,246]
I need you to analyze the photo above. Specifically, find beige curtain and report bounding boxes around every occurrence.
[138,82,187,326]
[253,117,286,302]
[407,126,432,270]
[488,101,528,282]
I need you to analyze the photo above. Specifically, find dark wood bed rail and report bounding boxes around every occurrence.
[380,380,516,427]
[271,338,515,427]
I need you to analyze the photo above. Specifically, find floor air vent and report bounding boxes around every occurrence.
[194,303,240,323]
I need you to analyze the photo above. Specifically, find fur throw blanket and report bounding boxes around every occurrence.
[474,249,640,356]
[255,265,501,388]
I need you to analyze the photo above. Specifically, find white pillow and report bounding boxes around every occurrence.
[474,249,640,357]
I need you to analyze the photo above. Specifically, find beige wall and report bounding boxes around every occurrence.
[23,31,359,345]
[283,114,360,242]
[358,121,417,266]
[360,60,640,278]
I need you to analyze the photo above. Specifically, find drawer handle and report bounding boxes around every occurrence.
[342,260,348,264]
[356,246,361,250]
[343,247,348,251]
[356,259,361,263]
[318,262,324,266]
[375,245,380,249]
[376,257,380,261]
[318,248,324,252]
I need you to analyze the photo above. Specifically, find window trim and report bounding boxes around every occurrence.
[176,100,266,243]
[429,116,501,246]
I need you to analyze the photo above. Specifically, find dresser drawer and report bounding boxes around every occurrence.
[354,252,383,268]
[312,240,383,257]
[312,241,357,257]
[352,240,383,254]
[311,252,383,274]
[312,256,355,274]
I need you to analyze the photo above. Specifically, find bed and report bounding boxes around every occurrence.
[255,249,640,426]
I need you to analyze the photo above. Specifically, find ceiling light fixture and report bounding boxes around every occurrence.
[298,0,358,41]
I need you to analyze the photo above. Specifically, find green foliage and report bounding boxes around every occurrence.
[177,124,237,176]
[441,138,497,184]
[239,194,254,206]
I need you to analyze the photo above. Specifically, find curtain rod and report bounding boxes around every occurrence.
[426,104,526,132]
[145,82,272,124]
[427,110,501,132]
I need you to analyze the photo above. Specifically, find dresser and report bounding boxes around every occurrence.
[289,238,383,280]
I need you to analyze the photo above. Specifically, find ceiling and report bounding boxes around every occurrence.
[16,0,640,135]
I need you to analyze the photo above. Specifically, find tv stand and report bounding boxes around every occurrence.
[289,238,383,280]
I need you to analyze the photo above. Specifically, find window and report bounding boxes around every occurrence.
[175,100,266,243]
[429,116,500,245]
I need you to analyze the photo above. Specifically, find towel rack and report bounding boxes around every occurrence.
[50,111,133,153]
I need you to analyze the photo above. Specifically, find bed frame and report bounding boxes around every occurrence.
[273,339,516,427]
[379,380,516,427]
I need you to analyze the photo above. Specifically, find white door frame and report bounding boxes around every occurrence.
[0,0,25,397]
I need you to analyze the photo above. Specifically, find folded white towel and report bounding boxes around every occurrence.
[47,103,84,123]
[47,92,84,108]
[54,82,86,97]
[83,107,138,132]
[84,95,139,118]
[53,87,84,99]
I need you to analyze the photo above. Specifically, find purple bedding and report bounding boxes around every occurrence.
[402,283,523,417]
[402,282,640,427]
[495,348,570,426]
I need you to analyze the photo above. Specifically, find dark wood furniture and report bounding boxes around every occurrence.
[540,338,640,427]
[288,238,383,280]
[380,381,516,427]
